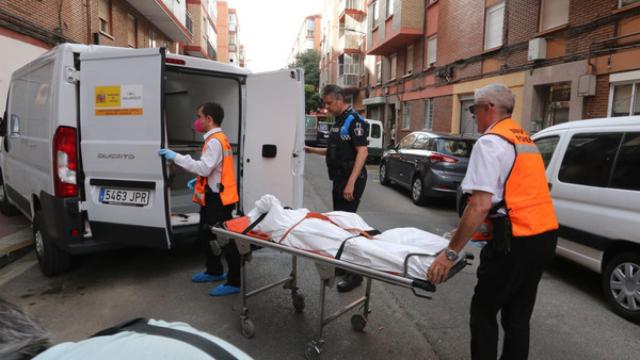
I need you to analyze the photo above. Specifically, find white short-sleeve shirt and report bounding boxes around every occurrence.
[174,128,223,193]
[461,126,516,206]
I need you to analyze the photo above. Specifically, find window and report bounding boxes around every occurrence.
[372,1,380,26]
[98,0,111,34]
[610,132,640,190]
[558,133,623,187]
[534,136,560,169]
[610,82,640,117]
[307,19,315,37]
[339,54,361,75]
[402,101,411,129]
[437,139,474,157]
[386,0,396,17]
[427,35,437,66]
[371,123,382,139]
[412,135,430,149]
[540,0,570,31]
[620,0,640,8]
[149,30,157,48]
[375,58,382,84]
[484,2,505,50]
[424,98,433,130]
[390,54,397,80]
[405,45,414,75]
[127,15,137,48]
[399,133,417,149]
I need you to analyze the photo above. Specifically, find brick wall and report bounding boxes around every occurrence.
[437,0,484,66]
[583,74,610,119]
[506,0,539,44]
[433,95,452,133]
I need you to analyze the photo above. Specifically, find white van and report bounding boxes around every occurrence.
[531,116,640,321]
[0,44,305,276]
[366,119,383,162]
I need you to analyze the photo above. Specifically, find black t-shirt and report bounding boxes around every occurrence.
[326,107,369,176]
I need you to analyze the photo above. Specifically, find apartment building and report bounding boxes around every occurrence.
[0,0,192,114]
[320,0,369,115]
[288,14,322,65]
[185,0,218,60]
[364,0,640,142]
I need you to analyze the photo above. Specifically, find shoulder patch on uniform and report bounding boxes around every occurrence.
[354,121,365,137]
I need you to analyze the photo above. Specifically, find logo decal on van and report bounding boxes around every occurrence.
[95,85,144,116]
[98,153,136,160]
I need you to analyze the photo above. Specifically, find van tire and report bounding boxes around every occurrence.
[33,213,72,276]
[0,170,20,216]
[602,252,640,322]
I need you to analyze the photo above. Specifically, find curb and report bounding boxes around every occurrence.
[0,228,33,269]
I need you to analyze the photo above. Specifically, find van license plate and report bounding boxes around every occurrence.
[99,188,150,206]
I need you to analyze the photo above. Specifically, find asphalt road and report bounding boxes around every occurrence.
[1,155,639,359]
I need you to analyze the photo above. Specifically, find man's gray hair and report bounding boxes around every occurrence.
[0,298,51,360]
[474,83,515,115]
[321,84,345,100]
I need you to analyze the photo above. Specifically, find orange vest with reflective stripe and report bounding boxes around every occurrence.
[482,118,558,237]
[193,131,239,206]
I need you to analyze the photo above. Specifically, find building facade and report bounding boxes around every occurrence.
[320,0,370,116]
[288,14,322,65]
[362,0,640,145]
[185,0,218,60]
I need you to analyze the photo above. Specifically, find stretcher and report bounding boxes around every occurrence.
[209,199,472,359]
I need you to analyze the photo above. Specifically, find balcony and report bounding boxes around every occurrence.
[207,42,217,61]
[339,0,366,18]
[338,74,360,89]
[367,0,424,55]
[339,32,364,52]
[127,0,192,43]
[229,43,237,53]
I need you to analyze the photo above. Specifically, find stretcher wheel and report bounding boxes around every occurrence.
[304,343,321,360]
[292,292,306,312]
[240,318,255,338]
[350,314,367,332]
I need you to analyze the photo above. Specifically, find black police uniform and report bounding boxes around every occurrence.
[326,106,369,212]
[326,106,368,292]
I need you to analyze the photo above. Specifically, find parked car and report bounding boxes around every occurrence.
[305,115,319,146]
[315,121,331,147]
[531,116,640,322]
[379,131,476,205]
[366,119,383,163]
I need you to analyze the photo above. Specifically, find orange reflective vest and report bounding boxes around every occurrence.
[193,131,239,206]
[472,118,558,240]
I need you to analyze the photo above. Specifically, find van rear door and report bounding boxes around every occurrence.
[79,48,171,249]
[243,69,305,212]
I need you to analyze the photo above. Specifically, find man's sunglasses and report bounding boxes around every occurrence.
[468,102,493,115]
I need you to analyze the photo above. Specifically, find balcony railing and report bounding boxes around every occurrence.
[339,32,363,51]
[229,43,237,52]
[338,74,360,88]
[339,0,366,14]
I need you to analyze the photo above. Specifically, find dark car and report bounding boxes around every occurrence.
[315,121,331,147]
[379,131,476,205]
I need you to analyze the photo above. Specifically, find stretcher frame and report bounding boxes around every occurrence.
[210,226,470,360]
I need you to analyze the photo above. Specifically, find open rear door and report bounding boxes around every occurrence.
[243,69,305,212]
[79,48,171,249]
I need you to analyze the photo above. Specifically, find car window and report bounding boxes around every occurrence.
[558,133,623,187]
[370,123,381,139]
[610,132,640,191]
[399,133,417,149]
[437,139,474,157]
[412,135,430,149]
[534,136,560,169]
[305,116,317,130]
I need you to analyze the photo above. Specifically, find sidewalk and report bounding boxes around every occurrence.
[0,214,32,268]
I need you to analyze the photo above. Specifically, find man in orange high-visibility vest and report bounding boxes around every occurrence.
[159,102,240,297]
[428,84,558,360]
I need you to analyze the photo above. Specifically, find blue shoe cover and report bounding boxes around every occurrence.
[192,272,227,283]
[209,284,241,296]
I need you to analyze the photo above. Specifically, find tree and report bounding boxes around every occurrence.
[289,49,321,113]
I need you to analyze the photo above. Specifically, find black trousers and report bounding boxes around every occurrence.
[331,171,367,212]
[198,192,241,287]
[470,230,557,360]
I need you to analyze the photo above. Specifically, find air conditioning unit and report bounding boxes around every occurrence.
[528,38,547,62]
[578,74,597,97]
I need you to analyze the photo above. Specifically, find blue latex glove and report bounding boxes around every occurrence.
[158,148,177,161]
[187,178,197,190]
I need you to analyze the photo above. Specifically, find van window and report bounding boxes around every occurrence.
[534,136,560,169]
[558,133,623,187]
[10,61,54,139]
[610,132,640,191]
[370,123,381,139]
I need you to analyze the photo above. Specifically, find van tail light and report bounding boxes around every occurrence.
[165,57,186,65]
[428,153,459,164]
[53,126,78,197]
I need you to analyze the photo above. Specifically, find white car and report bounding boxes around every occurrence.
[532,116,640,322]
[0,44,305,276]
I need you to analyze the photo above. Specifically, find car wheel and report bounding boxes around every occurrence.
[411,176,427,205]
[34,212,72,276]
[602,252,640,322]
[0,169,20,216]
[379,162,390,186]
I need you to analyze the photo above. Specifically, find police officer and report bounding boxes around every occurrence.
[427,84,558,359]
[305,84,369,292]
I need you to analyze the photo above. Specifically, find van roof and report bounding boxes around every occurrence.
[29,43,251,76]
[534,116,640,137]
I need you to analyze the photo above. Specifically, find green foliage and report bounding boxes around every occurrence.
[289,49,321,113]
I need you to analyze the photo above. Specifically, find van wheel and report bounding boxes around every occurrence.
[602,252,640,322]
[33,213,72,276]
[0,170,20,216]
[411,176,427,205]
[379,162,390,186]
